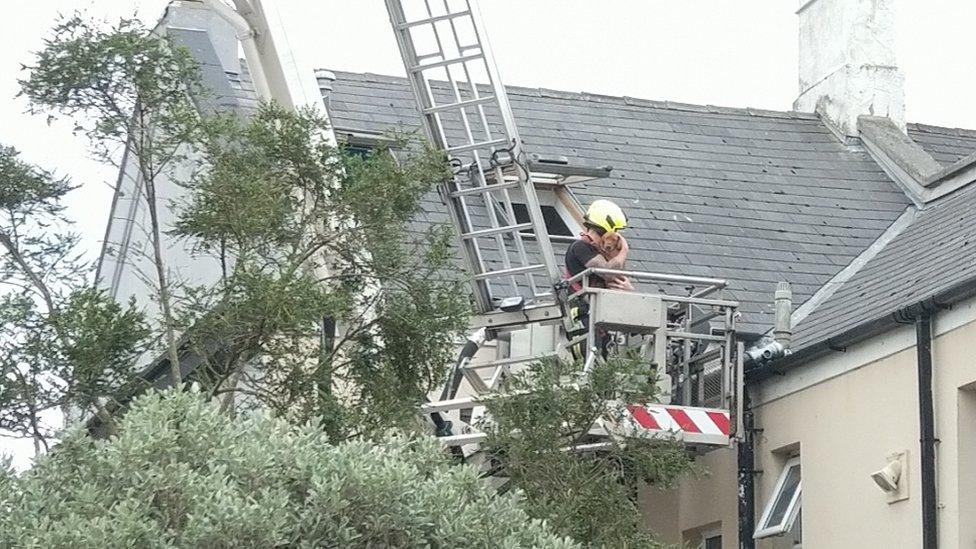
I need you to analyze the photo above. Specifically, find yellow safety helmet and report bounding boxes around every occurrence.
[584,199,627,234]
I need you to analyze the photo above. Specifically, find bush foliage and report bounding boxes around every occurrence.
[0,391,576,548]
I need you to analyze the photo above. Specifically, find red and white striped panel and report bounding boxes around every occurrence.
[621,404,731,446]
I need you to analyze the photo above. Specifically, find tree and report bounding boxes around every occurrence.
[14,13,470,443]
[0,144,150,449]
[170,104,469,439]
[20,14,207,386]
[482,356,694,548]
[0,389,577,548]
[4,12,696,547]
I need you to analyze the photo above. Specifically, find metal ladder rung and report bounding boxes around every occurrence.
[424,95,496,115]
[461,222,533,240]
[450,180,520,198]
[447,138,509,155]
[415,52,444,62]
[472,263,546,281]
[396,10,472,30]
[408,52,483,73]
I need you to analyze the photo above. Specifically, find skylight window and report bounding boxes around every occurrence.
[493,188,580,241]
[510,202,573,237]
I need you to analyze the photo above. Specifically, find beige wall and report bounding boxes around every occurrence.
[931,321,976,548]
[641,448,738,547]
[640,307,976,548]
[754,342,920,548]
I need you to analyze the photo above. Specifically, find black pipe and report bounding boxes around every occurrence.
[737,388,756,549]
[442,336,483,402]
[916,315,938,549]
[430,330,485,439]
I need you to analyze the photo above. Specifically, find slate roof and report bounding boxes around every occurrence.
[317,70,910,333]
[792,181,976,350]
[908,123,976,167]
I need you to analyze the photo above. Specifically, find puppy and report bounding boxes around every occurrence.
[600,231,624,263]
[600,231,633,290]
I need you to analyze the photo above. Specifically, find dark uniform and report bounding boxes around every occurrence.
[564,237,606,290]
[564,235,611,358]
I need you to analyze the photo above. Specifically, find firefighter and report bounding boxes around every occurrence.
[563,199,632,359]
[564,199,632,291]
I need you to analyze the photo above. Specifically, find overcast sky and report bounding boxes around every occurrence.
[3,0,975,260]
[2,1,975,464]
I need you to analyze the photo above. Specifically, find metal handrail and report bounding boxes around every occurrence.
[564,268,728,298]
[563,268,736,309]
[566,287,740,309]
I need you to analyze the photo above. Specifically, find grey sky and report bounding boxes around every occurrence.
[1,0,975,464]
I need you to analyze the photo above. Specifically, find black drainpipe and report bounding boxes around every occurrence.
[737,387,756,549]
[915,314,938,549]
[895,300,942,549]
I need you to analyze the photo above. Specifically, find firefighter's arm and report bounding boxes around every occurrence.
[584,235,629,270]
[584,236,630,285]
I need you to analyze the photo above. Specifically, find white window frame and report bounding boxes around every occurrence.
[494,188,581,241]
[792,505,802,548]
[755,456,802,539]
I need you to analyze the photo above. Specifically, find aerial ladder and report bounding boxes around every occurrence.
[197,0,744,461]
[381,0,744,455]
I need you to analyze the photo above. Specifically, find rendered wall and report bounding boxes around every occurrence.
[640,448,738,548]
[640,297,976,547]
[96,5,245,357]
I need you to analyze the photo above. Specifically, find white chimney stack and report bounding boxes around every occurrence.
[794,0,905,137]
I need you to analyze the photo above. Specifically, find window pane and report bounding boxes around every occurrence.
[765,463,801,527]
[541,205,572,236]
[510,203,573,236]
[344,145,371,159]
[704,535,722,549]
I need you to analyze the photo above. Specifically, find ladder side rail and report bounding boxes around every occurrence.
[384,0,494,312]
[433,0,541,298]
[464,0,562,286]
[417,0,535,298]
[416,0,527,294]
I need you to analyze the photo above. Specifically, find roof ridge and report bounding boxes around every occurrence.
[908,121,976,137]
[321,67,819,121]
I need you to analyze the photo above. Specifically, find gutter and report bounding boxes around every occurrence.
[747,272,976,381]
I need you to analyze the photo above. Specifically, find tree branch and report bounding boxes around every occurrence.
[0,231,56,315]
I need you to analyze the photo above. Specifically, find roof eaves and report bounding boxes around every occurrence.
[750,271,976,383]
